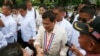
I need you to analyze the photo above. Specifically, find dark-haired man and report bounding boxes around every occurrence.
[34,10,68,56]
[26,0,39,19]
[69,5,96,56]
[53,6,73,45]
[72,16,100,56]
[1,5,17,43]
[12,5,22,25]
[78,5,96,23]
[18,3,36,49]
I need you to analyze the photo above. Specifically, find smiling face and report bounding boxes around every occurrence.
[42,18,55,32]
[2,5,11,16]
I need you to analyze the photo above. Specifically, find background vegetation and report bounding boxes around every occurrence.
[0,0,100,8]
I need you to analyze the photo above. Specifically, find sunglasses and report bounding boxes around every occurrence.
[78,17,87,23]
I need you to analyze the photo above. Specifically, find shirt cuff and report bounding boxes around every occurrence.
[79,49,86,55]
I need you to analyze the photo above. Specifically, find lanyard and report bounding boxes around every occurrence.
[44,31,54,52]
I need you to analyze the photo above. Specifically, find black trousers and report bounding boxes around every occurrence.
[17,30,36,56]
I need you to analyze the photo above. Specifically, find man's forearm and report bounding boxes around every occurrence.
[35,45,41,51]
[35,45,43,54]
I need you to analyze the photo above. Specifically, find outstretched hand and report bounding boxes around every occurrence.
[70,45,83,56]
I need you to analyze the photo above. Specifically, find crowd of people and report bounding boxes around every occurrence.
[0,0,100,56]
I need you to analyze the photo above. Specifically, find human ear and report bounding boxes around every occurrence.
[87,41,96,51]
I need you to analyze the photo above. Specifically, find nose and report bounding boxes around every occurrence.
[43,24,48,29]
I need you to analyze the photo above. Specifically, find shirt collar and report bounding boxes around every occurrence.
[44,25,57,34]
[56,18,64,23]
[4,14,11,18]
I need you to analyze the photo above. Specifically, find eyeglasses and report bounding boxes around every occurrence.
[78,17,87,23]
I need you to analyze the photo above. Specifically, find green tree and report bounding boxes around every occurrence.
[97,0,100,7]
[39,0,44,4]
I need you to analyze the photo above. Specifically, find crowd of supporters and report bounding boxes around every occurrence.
[0,0,100,56]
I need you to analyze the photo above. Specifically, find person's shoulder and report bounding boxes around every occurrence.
[9,15,15,19]
[63,19,71,24]
[9,15,16,23]
[0,13,2,16]
[31,7,36,12]
[55,25,66,33]
[38,25,45,31]
[63,19,73,27]
[31,7,34,10]
[0,13,4,17]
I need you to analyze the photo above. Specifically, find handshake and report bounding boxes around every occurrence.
[65,41,84,56]
[25,47,34,56]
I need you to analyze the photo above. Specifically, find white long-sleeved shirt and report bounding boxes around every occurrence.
[12,13,22,24]
[0,14,17,43]
[56,18,73,41]
[19,12,36,42]
[36,14,42,30]
[56,18,86,56]
[27,8,39,19]
[0,31,7,48]
[70,14,86,56]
